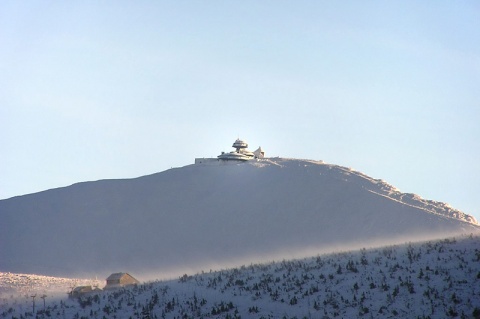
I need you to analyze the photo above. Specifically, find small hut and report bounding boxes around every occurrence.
[104,273,140,290]
[253,146,265,159]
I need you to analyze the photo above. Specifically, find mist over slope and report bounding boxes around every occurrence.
[2,234,479,319]
[0,158,478,278]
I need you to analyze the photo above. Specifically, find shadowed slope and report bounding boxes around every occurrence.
[1,158,477,278]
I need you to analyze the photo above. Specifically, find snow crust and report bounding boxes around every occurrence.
[1,234,479,319]
[0,272,92,300]
[0,158,478,279]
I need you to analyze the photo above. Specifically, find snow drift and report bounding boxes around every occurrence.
[0,158,478,278]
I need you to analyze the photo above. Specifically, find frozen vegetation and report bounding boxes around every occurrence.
[1,234,479,319]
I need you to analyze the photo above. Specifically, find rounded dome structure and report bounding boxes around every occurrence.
[217,138,256,161]
[232,139,248,150]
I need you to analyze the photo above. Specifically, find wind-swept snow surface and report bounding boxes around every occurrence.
[0,158,478,278]
[0,272,92,299]
[1,234,479,319]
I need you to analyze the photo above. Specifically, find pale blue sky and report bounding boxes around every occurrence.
[1,1,479,221]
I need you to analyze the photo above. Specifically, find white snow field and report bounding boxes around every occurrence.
[0,158,478,280]
[0,272,92,300]
[1,234,479,319]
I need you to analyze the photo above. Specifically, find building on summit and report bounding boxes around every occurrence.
[195,138,265,164]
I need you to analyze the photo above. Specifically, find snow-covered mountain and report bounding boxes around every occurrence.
[1,234,479,319]
[0,158,478,279]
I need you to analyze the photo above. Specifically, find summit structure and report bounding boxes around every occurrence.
[195,138,265,164]
[218,138,265,161]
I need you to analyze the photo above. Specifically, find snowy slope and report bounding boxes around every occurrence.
[1,234,479,319]
[0,273,92,299]
[0,158,478,278]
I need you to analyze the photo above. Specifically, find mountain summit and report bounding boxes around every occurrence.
[1,158,478,278]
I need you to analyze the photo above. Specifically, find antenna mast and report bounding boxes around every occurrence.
[30,294,36,314]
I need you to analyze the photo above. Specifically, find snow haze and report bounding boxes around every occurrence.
[1,234,479,318]
[1,2,479,222]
